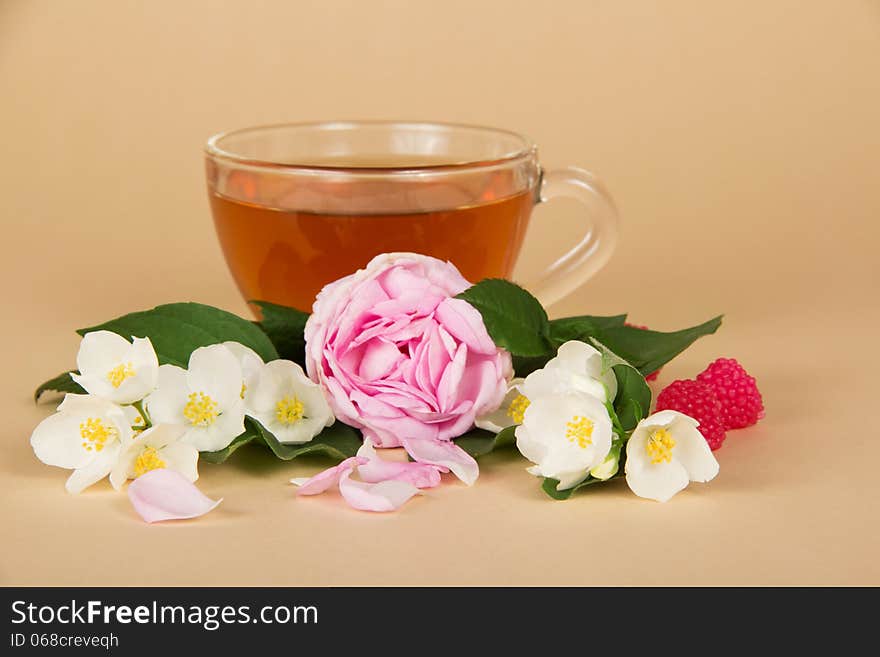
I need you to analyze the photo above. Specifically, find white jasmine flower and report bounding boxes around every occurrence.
[71,331,159,404]
[222,341,264,400]
[475,378,525,432]
[30,394,134,493]
[109,423,198,490]
[245,360,333,444]
[515,391,613,491]
[625,410,719,502]
[145,345,246,452]
[521,340,618,403]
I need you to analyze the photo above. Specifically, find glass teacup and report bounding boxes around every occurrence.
[206,121,617,312]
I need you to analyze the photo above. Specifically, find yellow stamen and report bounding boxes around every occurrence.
[565,415,594,449]
[107,362,135,388]
[133,446,166,477]
[79,417,119,452]
[275,396,305,425]
[646,428,676,464]
[240,382,247,399]
[507,394,530,424]
[183,392,218,427]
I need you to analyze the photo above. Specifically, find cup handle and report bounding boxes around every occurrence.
[523,167,619,308]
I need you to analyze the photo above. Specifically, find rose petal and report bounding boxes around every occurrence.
[371,391,432,414]
[378,265,431,299]
[364,413,440,444]
[349,315,409,349]
[361,425,402,448]
[128,469,222,523]
[455,359,502,414]
[359,339,404,380]
[356,440,442,488]
[338,468,421,512]
[434,404,477,441]
[349,389,406,419]
[333,279,390,347]
[290,456,367,495]
[435,297,497,354]
[424,324,452,389]
[360,378,437,410]
[383,317,431,344]
[401,437,479,486]
[436,343,468,412]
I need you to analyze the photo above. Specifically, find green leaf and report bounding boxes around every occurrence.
[604,399,625,437]
[511,354,552,378]
[510,314,629,377]
[456,279,551,357]
[200,429,258,464]
[514,313,722,379]
[593,316,723,376]
[78,302,279,367]
[252,300,309,366]
[590,339,652,432]
[454,425,517,459]
[251,418,362,461]
[612,367,649,431]
[548,314,628,344]
[200,418,362,464]
[202,418,363,463]
[34,370,85,403]
[541,471,623,500]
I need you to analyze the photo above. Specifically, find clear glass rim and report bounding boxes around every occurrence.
[204,120,538,174]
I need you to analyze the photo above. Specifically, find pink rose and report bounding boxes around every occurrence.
[304,253,511,476]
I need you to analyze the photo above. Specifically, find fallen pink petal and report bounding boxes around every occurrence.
[290,456,367,495]
[356,439,443,488]
[128,468,222,524]
[401,437,479,486]
[338,469,421,512]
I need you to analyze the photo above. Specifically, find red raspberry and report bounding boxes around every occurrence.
[696,358,764,430]
[655,379,726,450]
[625,323,660,381]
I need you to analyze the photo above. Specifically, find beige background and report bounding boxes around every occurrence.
[2,0,879,585]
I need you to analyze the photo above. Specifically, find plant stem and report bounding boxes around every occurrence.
[131,399,151,429]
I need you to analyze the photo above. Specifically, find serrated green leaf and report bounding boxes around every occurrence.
[34,370,85,403]
[252,300,309,367]
[456,279,551,357]
[590,339,652,432]
[454,425,517,459]
[200,430,258,464]
[77,302,279,367]
[548,314,628,344]
[594,316,723,376]
[33,370,81,403]
[510,314,629,377]
[251,418,361,461]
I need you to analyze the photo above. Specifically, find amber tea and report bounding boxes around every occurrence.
[206,122,618,312]
[210,158,534,311]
